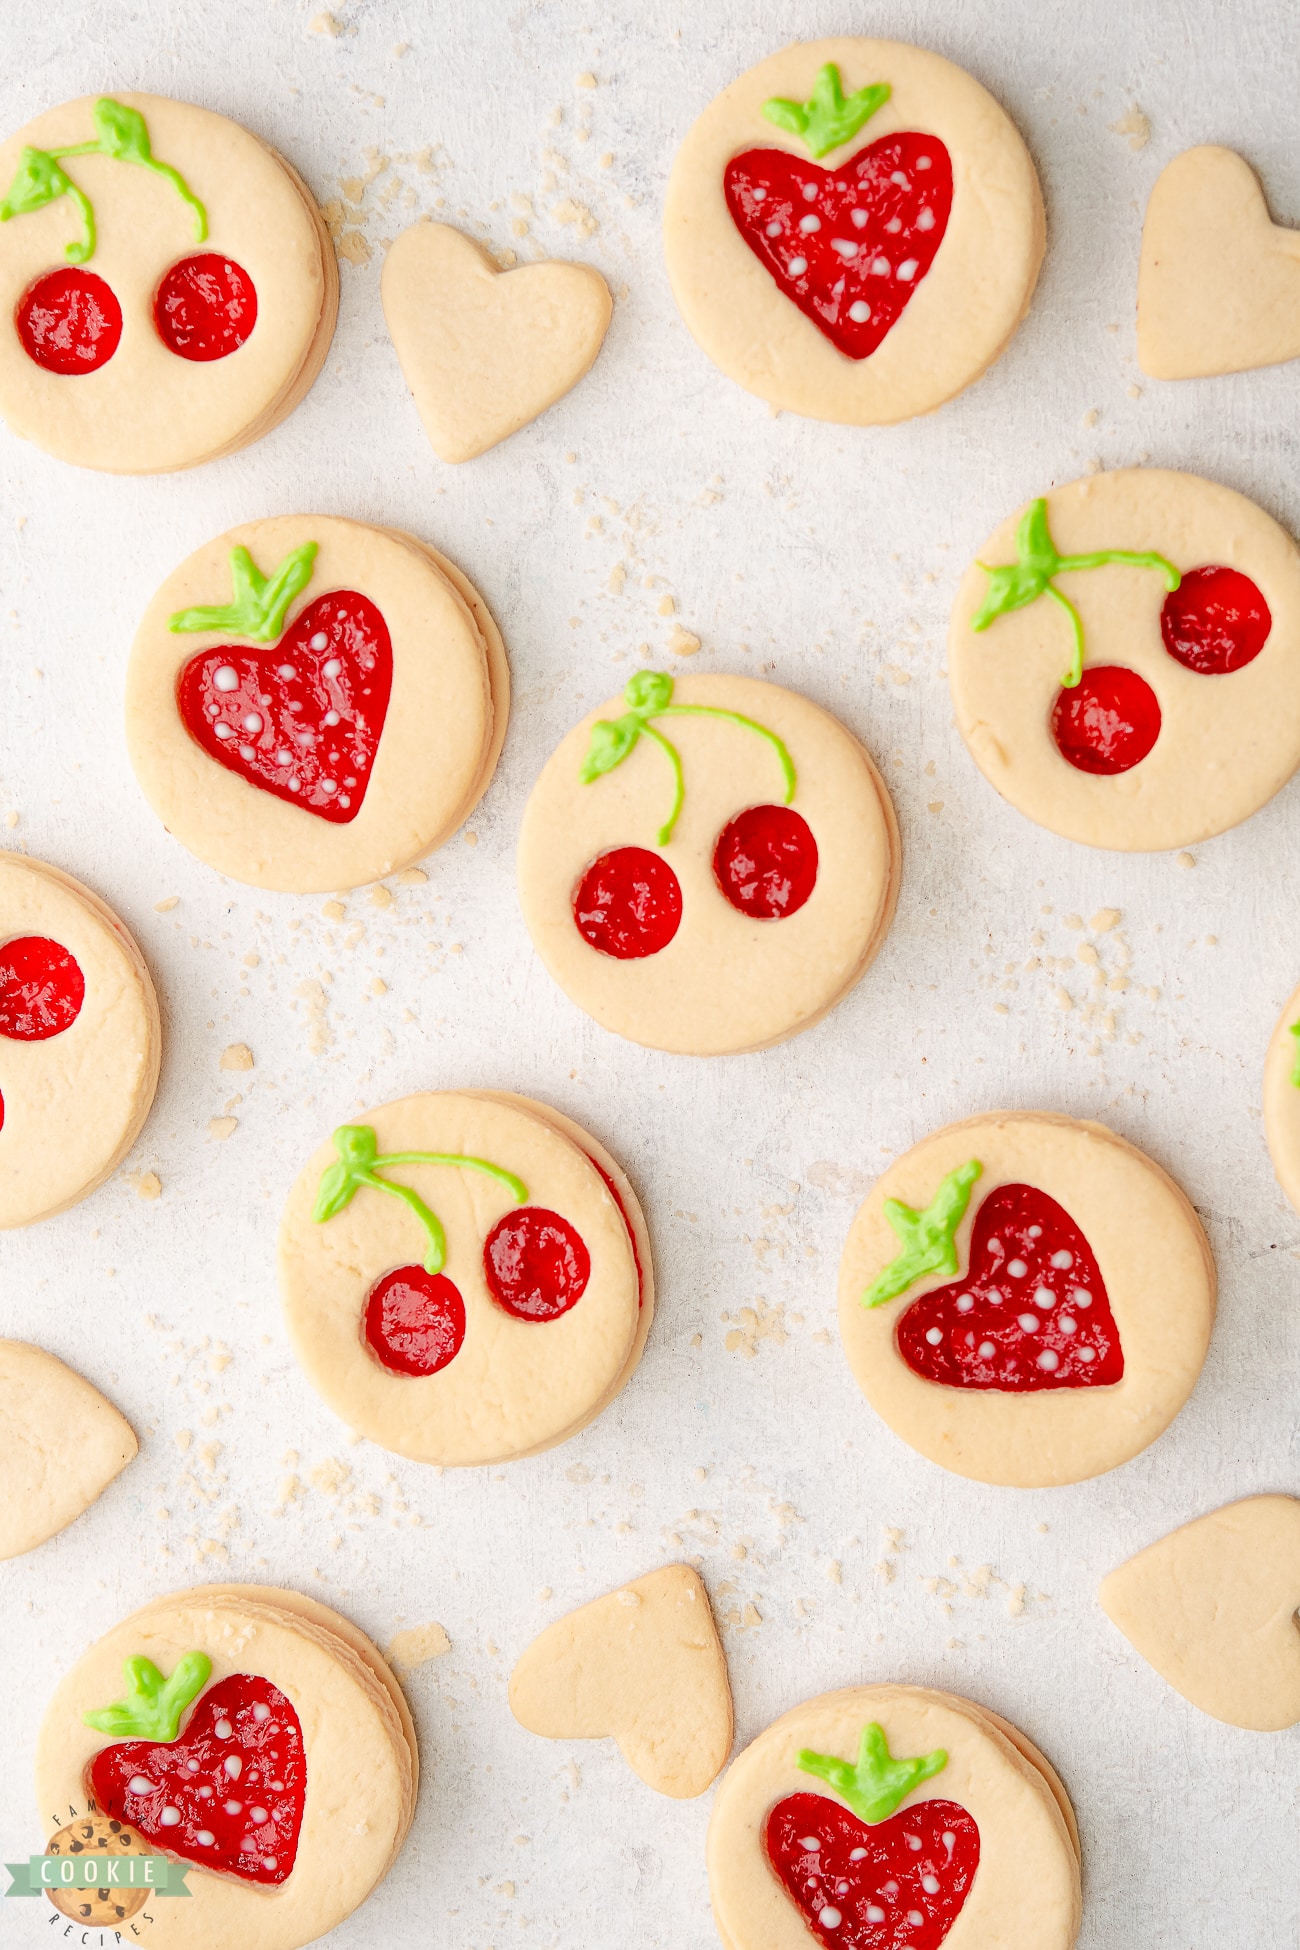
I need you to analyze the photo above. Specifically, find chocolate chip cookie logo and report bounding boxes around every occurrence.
[5,1808,190,1936]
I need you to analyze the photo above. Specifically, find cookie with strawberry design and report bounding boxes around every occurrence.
[1262,979,1300,1216]
[664,39,1043,424]
[280,1090,652,1465]
[518,672,899,1055]
[0,93,336,472]
[0,851,160,1227]
[949,469,1300,849]
[708,1684,1080,1950]
[126,514,508,892]
[837,1112,1215,1487]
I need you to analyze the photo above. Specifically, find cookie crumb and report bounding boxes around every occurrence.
[154,895,179,912]
[1109,105,1150,151]
[207,1116,238,1141]
[667,624,701,657]
[657,594,676,616]
[1176,851,1195,869]
[310,10,344,33]
[617,1588,641,1607]
[369,884,393,907]
[219,1043,254,1072]
[386,1621,451,1670]
[131,1169,162,1200]
[321,899,346,920]
[1090,907,1121,931]
[576,71,597,88]
[396,866,427,885]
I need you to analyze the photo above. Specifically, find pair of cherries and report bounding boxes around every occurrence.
[0,933,85,1133]
[16,252,256,373]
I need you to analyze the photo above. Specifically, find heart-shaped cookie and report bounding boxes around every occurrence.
[1138,147,1300,380]
[381,221,612,462]
[1099,1494,1300,1730]
[0,1340,136,1558]
[508,1565,732,1797]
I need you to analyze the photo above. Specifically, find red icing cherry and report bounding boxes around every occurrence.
[897,1183,1124,1391]
[767,1792,979,1950]
[15,267,122,374]
[364,1265,466,1376]
[713,803,818,919]
[572,846,683,959]
[1051,665,1160,775]
[724,135,953,360]
[483,1206,591,1321]
[1160,564,1271,675]
[0,935,85,1040]
[89,1674,305,1887]
[154,252,257,362]
[177,591,392,823]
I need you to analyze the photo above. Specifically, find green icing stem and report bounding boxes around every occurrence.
[798,1722,948,1824]
[1289,1020,1300,1087]
[312,1124,528,1277]
[762,64,891,160]
[83,1652,211,1742]
[168,542,319,644]
[861,1158,982,1309]
[0,97,206,266]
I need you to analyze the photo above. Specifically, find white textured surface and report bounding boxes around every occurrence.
[1,4,1298,1946]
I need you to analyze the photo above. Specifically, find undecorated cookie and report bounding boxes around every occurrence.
[1262,979,1300,1214]
[836,1111,1215,1487]
[382,220,612,461]
[0,1340,136,1557]
[1100,1496,1300,1730]
[509,1565,732,1797]
[949,469,1300,849]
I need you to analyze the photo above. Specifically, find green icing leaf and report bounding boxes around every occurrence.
[798,1722,948,1824]
[862,1159,983,1309]
[83,1651,212,1742]
[92,97,153,162]
[579,714,641,783]
[0,146,72,219]
[762,64,891,160]
[0,98,206,265]
[311,1125,528,1279]
[168,542,318,644]
[625,669,674,713]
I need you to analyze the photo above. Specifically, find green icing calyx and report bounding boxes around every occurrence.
[972,497,1181,688]
[862,1158,982,1309]
[762,64,890,160]
[83,1651,211,1742]
[798,1722,948,1824]
[0,97,207,265]
[312,1123,528,1277]
[168,543,319,644]
[579,670,796,846]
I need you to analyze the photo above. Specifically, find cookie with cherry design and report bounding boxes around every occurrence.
[126,514,508,893]
[707,1684,1080,1950]
[836,1112,1215,1487]
[1262,979,1300,1217]
[518,671,899,1055]
[0,851,159,1227]
[279,1090,651,1465]
[0,94,336,472]
[664,39,1043,425]
[949,468,1300,849]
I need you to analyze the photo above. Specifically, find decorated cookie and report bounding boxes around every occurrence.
[0,93,336,472]
[663,38,1043,424]
[836,1112,1215,1487]
[509,1565,732,1797]
[1099,1496,1300,1731]
[0,1340,136,1557]
[280,1090,651,1465]
[707,1684,1080,1950]
[949,469,1300,849]
[1262,979,1300,1214]
[518,671,899,1055]
[0,852,160,1227]
[1138,148,1300,380]
[382,220,612,462]
[126,514,508,893]
[36,1584,416,1950]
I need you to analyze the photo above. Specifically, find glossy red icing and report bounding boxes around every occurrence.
[1051,665,1160,775]
[1160,564,1271,675]
[713,803,818,918]
[767,1791,979,1949]
[572,846,683,959]
[364,1265,466,1375]
[16,267,122,373]
[483,1206,591,1320]
[0,935,85,1040]
[154,253,257,362]
[586,1153,643,1307]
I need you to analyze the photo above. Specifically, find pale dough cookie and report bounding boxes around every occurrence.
[663,38,1044,425]
[1262,978,1300,1214]
[707,1684,1080,1950]
[0,852,160,1228]
[0,93,337,473]
[509,1565,732,1797]
[0,1340,136,1557]
[126,514,507,893]
[949,469,1300,850]
[836,1112,1215,1487]
[279,1090,648,1465]
[518,671,899,1055]
[382,220,612,461]
[1138,148,1300,380]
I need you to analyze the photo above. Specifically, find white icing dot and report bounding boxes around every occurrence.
[262,1857,278,1872]
[214,722,233,740]
[818,1908,842,1930]
[338,793,351,808]
[224,1800,242,1815]
[214,1718,233,1739]
[917,206,935,230]
[224,1755,242,1778]
[987,1237,1001,1253]
[276,750,293,766]
[239,745,255,761]
[159,1807,181,1827]
[848,300,870,322]
[1037,1348,1060,1371]
[288,777,301,792]
[870,255,891,275]
[1079,1345,1096,1363]
[277,664,296,680]
[320,778,338,795]
[905,1835,922,1851]
[866,1907,886,1924]
[925,1327,943,1346]
[324,709,341,726]
[1059,1315,1077,1335]
[322,657,342,678]
[850,1848,868,1862]
[917,155,932,169]
[802,181,818,201]
[127,1776,152,1795]
[242,712,263,733]
[836,1882,849,1896]
[1008,1258,1028,1278]
[1071,1288,1092,1308]
[1027,1224,1042,1238]
[765,220,783,239]
[830,238,858,258]
[1051,1249,1074,1270]
[195,1830,215,1847]
[310,632,329,651]
[908,1913,924,1929]
[850,207,868,228]
[185,1759,200,1774]
[250,1807,269,1825]
[955,1293,974,1313]
[752,187,766,201]
[298,730,315,746]
[890,170,910,189]
[798,1836,820,1852]
[252,1704,270,1724]
[787,256,808,276]
[799,213,821,233]
[978,1340,996,1359]
[897,257,919,280]
[270,1781,285,1793]
[1017,1312,1040,1333]
[197,1786,212,1799]
[885,217,902,235]
[213,666,239,692]
[922,1875,941,1894]
[1034,1287,1056,1308]
[942,1832,955,1849]
[883,1882,898,1896]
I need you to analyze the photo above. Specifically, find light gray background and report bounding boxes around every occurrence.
[1,2,1298,1945]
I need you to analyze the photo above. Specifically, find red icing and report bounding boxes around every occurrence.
[0,935,85,1040]
[364,1265,465,1375]
[483,1206,591,1320]
[16,267,122,374]
[572,846,682,959]
[897,1182,1124,1390]
[154,253,257,362]
[724,135,952,360]
[767,1792,979,1950]
[176,591,392,823]
[713,803,818,918]
[587,1154,643,1308]
[88,1674,305,1887]
[1160,564,1271,675]
[1051,665,1160,775]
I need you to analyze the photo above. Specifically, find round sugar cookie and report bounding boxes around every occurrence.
[949,469,1300,850]
[1263,979,1300,1214]
[836,1111,1216,1487]
[707,1684,1080,1950]
[279,1090,648,1465]
[517,670,899,1055]
[664,38,1044,425]
[126,514,507,893]
[0,852,160,1227]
